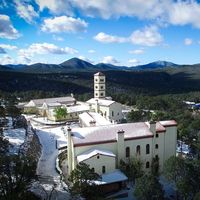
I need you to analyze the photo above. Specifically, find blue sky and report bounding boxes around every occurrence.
[1,0,200,66]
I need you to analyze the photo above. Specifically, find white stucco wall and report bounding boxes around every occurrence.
[82,154,116,175]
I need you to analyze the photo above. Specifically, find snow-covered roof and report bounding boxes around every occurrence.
[95,170,128,185]
[160,120,177,127]
[94,72,105,76]
[87,98,116,106]
[71,120,176,146]
[67,104,90,113]
[79,112,111,127]
[72,122,153,146]
[77,148,116,162]
[25,96,75,107]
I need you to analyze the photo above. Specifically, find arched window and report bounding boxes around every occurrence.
[146,161,150,168]
[136,145,140,155]
[155,144,159,149]
[126,147,130,158]
[102,166,106,173]
[146,144,150,154]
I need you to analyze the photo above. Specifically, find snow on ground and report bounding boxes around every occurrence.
[30,120,70,200]
[3,128,26,154]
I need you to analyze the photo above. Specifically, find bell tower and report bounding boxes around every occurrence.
[94,72,106,99]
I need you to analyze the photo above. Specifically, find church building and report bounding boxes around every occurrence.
[87,72,123,123]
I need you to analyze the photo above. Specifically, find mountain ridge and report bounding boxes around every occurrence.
[0,57,197,73]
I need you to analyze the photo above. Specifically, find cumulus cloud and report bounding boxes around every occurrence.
[41,16,88,33]
[35,0,73,15]
[0,15,20,39]
[102,56,120,65]
[34,0,200,29]
[15,0,38,23]
[0,55,15,65]
[94,26,163,47]
[0,44,18,50]
[184,38,193,46]
[78,55,94,63]
[53,35,64,41]
[130,26,163,46]
[18,43,78,61]
[168,1,200,28]
[94,32,127,43]
[129,49,144,55]
[0,47,6,54]
[128,59,140,66]
[88,49,95,53]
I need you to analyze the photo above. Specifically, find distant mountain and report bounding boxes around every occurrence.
[0,58,191,74]
[60,57,95,70]
[0,65,13,71]
[131,61,178,70]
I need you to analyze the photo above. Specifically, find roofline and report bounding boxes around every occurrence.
[74,134,156,147]
[77,153,116,163]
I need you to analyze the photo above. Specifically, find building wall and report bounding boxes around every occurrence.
[164,126,177,162]
[109,103,123,122]
[90,102,123,123]
[71,127,176,174]
[82,154,116,175]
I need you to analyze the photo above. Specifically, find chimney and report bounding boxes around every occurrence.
[149,121,156,135]
[67,126,73,175]
[116,130,125,166]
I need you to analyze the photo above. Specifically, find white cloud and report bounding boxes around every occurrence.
[35,0,73,15]
[18,43,78,59]
[53,35,64,41]
[35,0,200,29]
[0,47,6,54]
[130,26,163,46]
[168,1,200,28]
[78,55,94,63]
[71,0,163,19]
[129,49,144,55]
[88,49,95,53]
[94,32,127,43]
[0,44,18,50]
[41,16,88,33]
[0,55,15,65]
[0,15,20,39]
[128,59,140,66]
[184,38,193,46]
[15,0,38,23]
[94,26,163,47]
[102,56,120,65]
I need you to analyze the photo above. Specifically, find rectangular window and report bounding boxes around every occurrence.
[102,166,106,173]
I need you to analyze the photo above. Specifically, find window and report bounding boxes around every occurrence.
[100,93,104,96]
[102,166,106,173]
[146,161,150,168]
[100,78,104,82]
[104,111,107,117]
[95,93,98,96]
[136,145,140,155]
[155,155,159,160]
[95,86,98,89]
[101,86,104,89]
[146,144,150,154]
[112,111,114,117]
[126,147,130,158]
[95,79,98,82]
[97,155,99,159]
[156,133,159,138]
[155,144,159,149]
